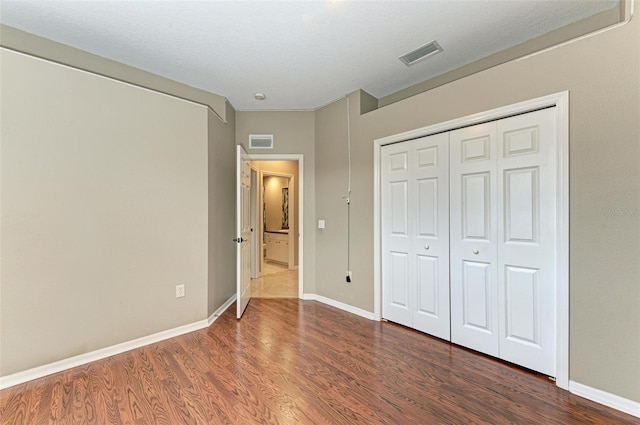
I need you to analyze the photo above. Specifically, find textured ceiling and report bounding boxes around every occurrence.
[0,1,617,111]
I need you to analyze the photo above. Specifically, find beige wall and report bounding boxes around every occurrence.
[378,5,624,107]
[0,49,210,375]
[0,25,228,120]
[207,102,237,317]
[236,112,315,292]
[315,97,365,306]
[313,18,640,402]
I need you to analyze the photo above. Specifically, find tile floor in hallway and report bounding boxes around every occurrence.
[250,261,298,298]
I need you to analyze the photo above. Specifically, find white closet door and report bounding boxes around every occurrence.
[382,134,450,340]
[497,108,557,376]
[382,142,412,327]
[450,122,499,357]
[411,134,450,339]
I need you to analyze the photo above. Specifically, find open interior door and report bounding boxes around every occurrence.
[236,145,252,318]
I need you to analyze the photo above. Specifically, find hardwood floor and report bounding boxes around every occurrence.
[1,299,637,424]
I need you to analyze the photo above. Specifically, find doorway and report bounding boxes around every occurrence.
[247,156,303,299]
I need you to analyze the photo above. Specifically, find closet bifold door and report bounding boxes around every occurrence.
[496,108,557,377]
[450,122,500,357]
[381,133,450,340]
[449,108,558,376]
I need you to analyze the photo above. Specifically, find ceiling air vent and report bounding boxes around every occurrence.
[249,134,274,149]
[399,40,443,66]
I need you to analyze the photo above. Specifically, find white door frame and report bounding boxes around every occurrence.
[373,91,569,389]
[250,166,259,278]
[247,154,304,298]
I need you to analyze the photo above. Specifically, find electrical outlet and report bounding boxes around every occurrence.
[176,284,185,298]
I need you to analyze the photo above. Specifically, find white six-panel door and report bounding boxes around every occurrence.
[496,108,557,376]
[381,133,451,340]
[450,122,500,357]
[381,108,558,377]
[236,145,252,319]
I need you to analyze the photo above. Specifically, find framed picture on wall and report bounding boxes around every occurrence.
[282,188,289,229]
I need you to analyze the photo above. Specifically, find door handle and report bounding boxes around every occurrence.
[473,249,479,255]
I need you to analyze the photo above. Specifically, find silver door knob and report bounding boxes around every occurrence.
[473,249,479,255]
[424,245,430,250]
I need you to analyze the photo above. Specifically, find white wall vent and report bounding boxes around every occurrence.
[249,134,274,149]
[399,40,443,66]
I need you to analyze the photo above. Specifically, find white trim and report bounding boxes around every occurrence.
[261,170,293,179]
[249,166,259,278]
[373,136,382,322]
[246,153,304,299]
[0,318,209,390]
[555,92,570,390]
[303,294,375,321]
[373,91,570,389]
[569,381,640,418]
[208,294,237,325]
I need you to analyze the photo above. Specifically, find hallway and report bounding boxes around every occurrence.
[250,262,298,298]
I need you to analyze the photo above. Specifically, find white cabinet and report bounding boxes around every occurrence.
[265,232,289,264]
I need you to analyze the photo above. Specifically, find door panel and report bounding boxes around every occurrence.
[382,134,450,339]
[390,181,408,235]
[450,122,499,357]
[497,108,557,376]
[461,136,491,162]
[390,252,410,308]
[411,134,450,339]
[504,167,539,243]
[382,144,412,327]
[462,172,491,240]
[417,178,437,237]
[504,265,539,345]
[462,260,492,332]
[416,254,438,316]
[236,145,252,319]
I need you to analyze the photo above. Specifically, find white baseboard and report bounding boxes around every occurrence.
[0,296,237,391]
[569,380,640,418]
[303,293,375,321]
[208,294,237,325]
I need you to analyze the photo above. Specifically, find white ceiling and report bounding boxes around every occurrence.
[0,1,617,111]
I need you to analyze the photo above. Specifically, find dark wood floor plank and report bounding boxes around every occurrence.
[1,298,638,425]
[86,358,122,425]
